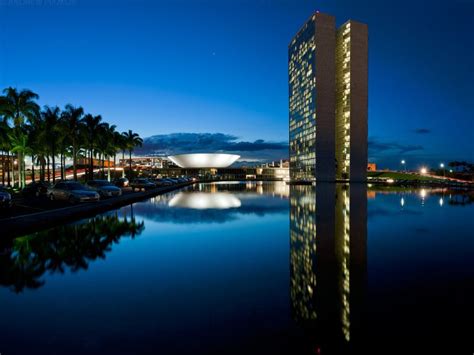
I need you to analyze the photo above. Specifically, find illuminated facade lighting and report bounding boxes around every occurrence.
[289,13,368,182]
[335,21,368,181]
[289,13,336,182]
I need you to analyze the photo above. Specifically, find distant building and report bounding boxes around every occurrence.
[289,12,368,182]
[167,153,240,168]
[367,163,376,171]
[118,156,169,169]
[123,154,290,181]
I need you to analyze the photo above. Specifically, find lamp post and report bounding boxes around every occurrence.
[440,163,445,178]
[401,160,406,172]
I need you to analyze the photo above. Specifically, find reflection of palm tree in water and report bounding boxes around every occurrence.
[0,210,145,293]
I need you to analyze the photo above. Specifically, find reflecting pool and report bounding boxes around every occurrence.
[0,182,472,354]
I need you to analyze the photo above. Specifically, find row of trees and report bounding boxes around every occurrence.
[0,87,143,188]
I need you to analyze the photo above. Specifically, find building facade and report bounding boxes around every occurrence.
[289,12,368,182]
[335,21,368,181]
[289,13,336,182]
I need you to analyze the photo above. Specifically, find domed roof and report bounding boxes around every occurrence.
[167,153,240,168]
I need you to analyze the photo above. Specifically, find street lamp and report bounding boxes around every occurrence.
[440,163,445,178]
[420,167,428,175]
[401,160,406,172]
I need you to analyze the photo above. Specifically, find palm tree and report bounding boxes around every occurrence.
[111,131,125,179]
[0,88,39,188]
[61,105,84,180]
[0,120,12,186]
[82,114,106,180]
[9,129,32,187]
[57,120,69,180]
[96,123,114,179]
[41,106,61,183]
[122,130,143,179]
[103,124,117,181]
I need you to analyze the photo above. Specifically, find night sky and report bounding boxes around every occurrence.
[0,0,472,168]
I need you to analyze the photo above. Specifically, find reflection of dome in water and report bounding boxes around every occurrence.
[168,192,242,209]
[167,153,240,168]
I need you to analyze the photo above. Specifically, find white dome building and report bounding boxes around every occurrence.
[167,153,240,168]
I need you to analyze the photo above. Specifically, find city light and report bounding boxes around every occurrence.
[420,167,428,174]
[440,163,445,168]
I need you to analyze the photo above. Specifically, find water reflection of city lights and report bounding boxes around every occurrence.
[400,197,405,207]
[439,198,444,207]
[168,192,241,209]
[420,189,427,199]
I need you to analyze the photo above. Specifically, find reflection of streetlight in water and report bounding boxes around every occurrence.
[420,189,427,206]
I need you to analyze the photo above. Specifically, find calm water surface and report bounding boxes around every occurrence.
[0,182,472,354]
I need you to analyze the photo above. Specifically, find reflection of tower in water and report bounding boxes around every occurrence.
[290,183,367,352]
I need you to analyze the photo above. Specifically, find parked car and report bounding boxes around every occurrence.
[0,187,12,208]
[162,178,176,184]
[154,178,173,186]
[130,178,156,191]
[86,180,123,198]
[48,181,100,203]
[22,181,50,198]
[113,177,129,187]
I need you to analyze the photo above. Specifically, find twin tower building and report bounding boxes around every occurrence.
[289,12,368,182]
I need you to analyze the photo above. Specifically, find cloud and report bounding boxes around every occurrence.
[414,128,431,134]
[369,138,424,154]
[135,133,289,162]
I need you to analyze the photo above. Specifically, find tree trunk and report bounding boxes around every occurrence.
[113,153,117,180]
[129,150,132,179]
[22,158,26,187]
[31,156,35,183]
[107,156,111,181]
[41,157,45,181]
[89,147,93,180]
[122,150,125,178]
[1,152,4,186]
[17,152,21,188]
[47,156,50,182]
[7,151,11,187]
[73,142,77,181]
[52,146,57,183]
[60,151,64,180]
[101,153,105,179]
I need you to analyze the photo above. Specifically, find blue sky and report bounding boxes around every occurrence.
[0,0,473,167]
